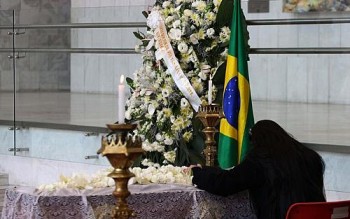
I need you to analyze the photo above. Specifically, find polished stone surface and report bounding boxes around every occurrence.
[0,91,350,200]
[253,101,350,147]
[1,92,349,147]
[0,92,117,128]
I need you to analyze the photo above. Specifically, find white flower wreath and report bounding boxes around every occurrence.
[125,0,230,166]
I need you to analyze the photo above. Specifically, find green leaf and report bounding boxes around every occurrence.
[133,31,144,40]
[126,77,135,90]
[142,39,150,47]
[142,11,149,18]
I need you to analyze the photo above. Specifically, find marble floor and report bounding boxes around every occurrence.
[0,91,350,146]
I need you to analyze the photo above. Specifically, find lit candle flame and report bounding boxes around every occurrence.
[120,75,125,84]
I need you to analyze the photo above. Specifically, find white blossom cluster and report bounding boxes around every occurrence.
[37,165,192,191]
[126,0,229,165]
[37,168,115,192]
[130,164,192,185]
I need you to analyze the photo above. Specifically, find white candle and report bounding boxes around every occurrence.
[208,77,212,105]
[118,75,125,123]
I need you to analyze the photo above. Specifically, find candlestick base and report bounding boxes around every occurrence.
[196,104,224,167]
[98,123,144,219]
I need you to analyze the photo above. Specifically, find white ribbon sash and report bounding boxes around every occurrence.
[148,11,201,112]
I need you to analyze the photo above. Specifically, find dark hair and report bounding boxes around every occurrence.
[247,120,325,217]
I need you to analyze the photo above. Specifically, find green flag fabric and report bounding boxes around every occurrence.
[218,0,254,169]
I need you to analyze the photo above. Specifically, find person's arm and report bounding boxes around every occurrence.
[192,159,265,196]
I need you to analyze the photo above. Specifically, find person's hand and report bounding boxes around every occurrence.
[183,164,202,175]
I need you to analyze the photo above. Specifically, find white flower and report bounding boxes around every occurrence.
[140,88,146,96]
[148,104,156,115]
[168,28,182,41]
[191,77,204,94]
[183,9,192,17]
[162,1,171,8]
[170,115,176,123]
[205,12,216,22]
[141,158,155,167]
[198,29,205,40]
[162,88,170,97]
[183,131,193,142]
[180,98,189,108]
[190,13,200,26]
[147,10,161,29]
[38,164,194,190]
[145,65,152,73]
[164,150,176,163]
[165,16,174,24]
[172,20,181,28]
[135,44,141,52]
[164,136,174,145]
[206,28,215,38]
[163,108,172,117]
[131,165,192,185]
[189,34,198,44]
[214,0,222,7]
[219,26,231,43]
[125,110,131,120]
[193,1,207,11]
[198,70,207,80]
[156,133,164,141]
[177,42,188,53]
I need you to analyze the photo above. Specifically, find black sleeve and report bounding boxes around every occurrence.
[192,159,265,196]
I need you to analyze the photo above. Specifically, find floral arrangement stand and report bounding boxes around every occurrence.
[98,123,144,219]
[196,104,224,166]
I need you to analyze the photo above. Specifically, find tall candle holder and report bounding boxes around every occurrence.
[98,123,144,219]
[196,104,224,167]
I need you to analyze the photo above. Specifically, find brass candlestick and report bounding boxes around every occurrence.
[196,104,224,167]
[98,123,144,219]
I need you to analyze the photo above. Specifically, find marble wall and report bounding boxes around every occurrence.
[244,0,350,104]
[0,0,71,91]
[2,0,349,103]
[71,0,350,104]
[70,0,147,95]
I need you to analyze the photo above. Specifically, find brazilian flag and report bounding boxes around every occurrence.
[218,0,254,169]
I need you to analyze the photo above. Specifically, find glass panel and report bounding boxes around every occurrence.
[13,52,142,127]
[244,13,350,147]
[16,6,149,25]
[13,51,142,164]
[11,6,147,163]
[0,10,15,156]
[5,3,350,164]
[248,53,350,147]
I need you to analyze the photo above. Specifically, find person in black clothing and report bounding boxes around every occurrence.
[189,120,326,219]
